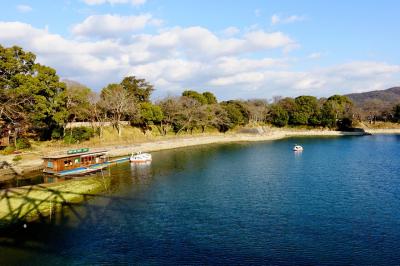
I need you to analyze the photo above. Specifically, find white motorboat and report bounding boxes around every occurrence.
[130,152,152,163]
[293,145,303,151]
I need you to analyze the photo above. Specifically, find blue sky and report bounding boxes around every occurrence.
[0,0,399,100]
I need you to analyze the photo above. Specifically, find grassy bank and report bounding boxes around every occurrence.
[0,175,110,227]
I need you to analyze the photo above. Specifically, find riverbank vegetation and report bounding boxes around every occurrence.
[1,45,400,153]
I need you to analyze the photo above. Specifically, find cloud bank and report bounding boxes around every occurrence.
[0,19,399,100]
[71,14,162,38]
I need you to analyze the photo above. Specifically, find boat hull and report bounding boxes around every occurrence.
[44,164,108,177]
[130,159,152,163]
[130,152,152,163]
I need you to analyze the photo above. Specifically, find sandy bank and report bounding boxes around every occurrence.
[104,129,366,157]
[362,128,400,134]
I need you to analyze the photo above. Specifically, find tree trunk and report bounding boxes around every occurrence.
[176,118,192,135]
[14,129,17,149]
[117,123,122,137]
[99,126,103,138]
[62,124,67,138]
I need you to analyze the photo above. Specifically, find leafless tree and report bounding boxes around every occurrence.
[100,84,137,137]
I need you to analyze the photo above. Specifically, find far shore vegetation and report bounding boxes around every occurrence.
[2,45,400,155]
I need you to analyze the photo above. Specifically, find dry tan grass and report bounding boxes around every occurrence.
[360,121,400,129]
[30,125,223,155]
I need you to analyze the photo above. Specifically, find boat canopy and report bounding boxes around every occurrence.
[43,149,107,159]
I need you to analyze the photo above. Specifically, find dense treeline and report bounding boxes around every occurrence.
[1,45,400,147]
[268,95,354,129]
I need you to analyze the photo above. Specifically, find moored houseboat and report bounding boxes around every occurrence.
[43,148,109,177]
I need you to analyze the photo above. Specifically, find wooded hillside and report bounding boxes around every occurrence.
[346,87,400,119]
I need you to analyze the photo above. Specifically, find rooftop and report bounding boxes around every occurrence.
[43,149,108,159]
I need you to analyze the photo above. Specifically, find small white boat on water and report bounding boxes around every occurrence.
[293,145,304,151]
[130,152,152,163]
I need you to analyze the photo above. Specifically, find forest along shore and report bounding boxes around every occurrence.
[1,128,389,176]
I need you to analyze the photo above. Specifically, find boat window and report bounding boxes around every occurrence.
[75,158,80,164]
[47,161,53,168]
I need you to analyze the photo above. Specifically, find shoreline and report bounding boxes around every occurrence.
[3,128,400,175]
[358,128,400,134]
[1,128,399,226]
[104,129,367,157]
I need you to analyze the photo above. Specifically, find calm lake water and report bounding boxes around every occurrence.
[1,135,400,265]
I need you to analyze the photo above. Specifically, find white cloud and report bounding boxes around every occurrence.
[271,14,306,25]
[0,22,128,88]
[209,72,265,87]
[244,31,295,50]
[271,14,280,25]
[16,4,32,13]
[326,61,400,79]
[222,26,240,37]
[82,0,146,6]
[213,57,289,76]
[308,52,322,59]
[129,59,205,83]
[71,14,161,38]
[130,26,295,61]
[1,21,399,100]
[208,61,400,97]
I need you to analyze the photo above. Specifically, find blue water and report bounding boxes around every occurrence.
[1,135,400,265]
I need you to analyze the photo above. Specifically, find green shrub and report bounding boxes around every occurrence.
[63,127,94,144]
[1,146,15,155]
[12,155,22,162]
[51,127,63,140]
[16,138,31,149]
[63,135,75,144]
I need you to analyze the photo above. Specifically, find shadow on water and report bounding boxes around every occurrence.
[0,150,192,259]
[0,180,142,256]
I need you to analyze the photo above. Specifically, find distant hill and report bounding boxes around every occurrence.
[346,87,400,114]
